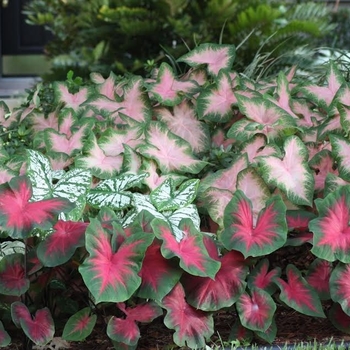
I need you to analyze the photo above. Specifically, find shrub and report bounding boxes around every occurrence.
[1,43,350,349]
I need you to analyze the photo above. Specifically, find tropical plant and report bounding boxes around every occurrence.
[2,43,350,349]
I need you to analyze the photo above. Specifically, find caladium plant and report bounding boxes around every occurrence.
[2,41,350,349]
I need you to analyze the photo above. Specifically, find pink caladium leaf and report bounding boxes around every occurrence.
[317,113,342,141]
[137,240,183,300]
[62,307,97,341]
[221,190,287,258]
[54,82,89,110]
[328,302,350,335]
[247,258,281,295]
[285,210,315,246]
[309,186,350,263]
[274,264,325,317]
[305,258,332,300]
[330,263,350,316]
[11,302,55,346]
[161,282,214,348]
[0,253,29,296]
[330,134,350,181]
[0,175,73,238]
[258,135,315,206]
[107,301,163,346]
[236,288,276,332]
[177,43,235,76]
[79,218,154,303]
[196,70,237,122]
[151,218,221,278]
[37,220,89,267]
[138,122,206,174]
[324,173,350,198]
[0,321,11,347]
[0,101,15,129]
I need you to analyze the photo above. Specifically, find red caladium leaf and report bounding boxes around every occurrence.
[328,302,350,335]
[0,175,73,238]
[309,186,350,263]
[151,218,221,278]
[247,258,281,295]
[0,321,11,347]
[236,288,276,332]
[137,240,182,300]
[79,218,154,303]
[330,263,350,316]
[37,220,89,267]
[306,258,332,300]
[0,253,29,296]
[285,210,315,246]
[274,264,325,317]
[161,282,214,348]
[177,43,236,76]
[11,302,55,346]
[228,319,253,344]
[62,307,97,341]
[221,190,287,258]
[107,301,162,346]
[254,318,277,344]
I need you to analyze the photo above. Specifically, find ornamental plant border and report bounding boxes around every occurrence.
[0,43,350,349]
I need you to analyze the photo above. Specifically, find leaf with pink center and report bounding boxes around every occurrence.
[196,70,237,122]
[247,258,281,295]
[54,82,89,110]
[286,210,316,232]
[309,186,350,263]
[137,240,182,300]
[328,302,350,335]
[62,307,97,341]
[305,258,332,300]
[79,218,154,303]
[0,321,11,347]
[0,175,73,239]
[11,302,55,346]
[329,263,350,316]
[177,43,235,76]
[324,173,350,197]
[161,282,214,348]
[138,122,206,174]
[152,218,220,278]
[330,134,350,181]
[274,264,325,317]
[0,253,29,296]
[254,317,277,343]
[107,301,162,346]
[228,319,253,344]
[258,135,315,206]
[221,190,287,258]
[37,220,88,267]
[318,114,342,141]
[236,288,276,332]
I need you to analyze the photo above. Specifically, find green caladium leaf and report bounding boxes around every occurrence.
[0,321,11,347]
[87,172,148,210]
[150,178,199,212]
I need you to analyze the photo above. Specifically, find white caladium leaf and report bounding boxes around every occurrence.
[258,136,314,206]
[87,173,148,210]
[150,178,199,212]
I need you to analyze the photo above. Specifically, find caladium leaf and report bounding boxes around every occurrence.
[0,253,29,296]
[330,134,350,181]
[177,43,235,76]
[54,82,89,110]
[258,135,315,206]
[150,178,199,212]
[328,302,350,335]
[0,321,11,347]
[254,318,277,344]
[324,173,350,198]
[221,190,287,258]
[62,307,97,341]
[152,218,220,278]
[247,258,281,295]
[0,175,73,239]
[11,302,55,346]
[161,282,214,349]
[309,186,350,263]
[37,220,89,267]
[87,173,148,210]
[274,264,325,317]
[330,263,350,316]
[107,302,162,346]
[79,219,154,303]
[137,240,182,300]
[285,210,315,246]
[228,319,253,344]
[305,258,332,300]
[236,288,276,332]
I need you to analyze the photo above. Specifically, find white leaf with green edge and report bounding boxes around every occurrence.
[150,178,199,211]
[138,122,206,174]
[324,173,350,197]
[330,134,350,181]
[87,173,148,210]
[196,70,237,123]
[177,43,236,76]
[258,136,314,206]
